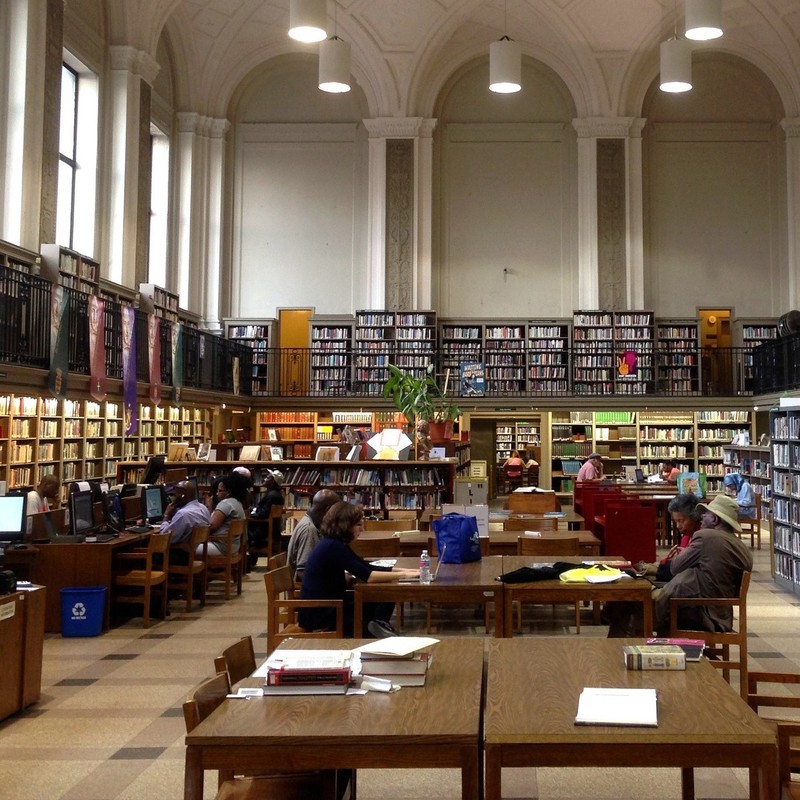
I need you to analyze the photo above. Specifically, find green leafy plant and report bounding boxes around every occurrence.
[382,363,461,424]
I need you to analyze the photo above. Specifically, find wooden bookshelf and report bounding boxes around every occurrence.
[656,319,700,394]
[593,410,637,472]
[695,410,751,493]
[439,322,483,375]
[0,239,40,275]
[394,311,436,380]
[139,283,179,323]
[528,320,570,395]
[224,318,276,397]
[736,319,778,393]
[769,408,795,594]
[353,310,394,396]
[613,311,654,395]
[40,244,99,295]
[484,324,526,394]
[309,315,354,396]
[572,311,614,396]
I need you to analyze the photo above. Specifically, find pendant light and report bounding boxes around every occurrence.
[489,0,521,94]
[319,2,350,93]
[289,0,327,43]
[685,0,723,41]
[660,38,692,93]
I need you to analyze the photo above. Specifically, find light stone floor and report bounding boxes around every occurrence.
[0,523,797,800]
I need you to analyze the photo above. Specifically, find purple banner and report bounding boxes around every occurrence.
[148,314,161,405]
[88,296,107,401]
[122,305,138,436]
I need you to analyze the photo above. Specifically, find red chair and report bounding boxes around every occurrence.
[602,502,657,564]
[581,485,623,538]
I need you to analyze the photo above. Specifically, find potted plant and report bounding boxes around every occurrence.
[382,363,461,442]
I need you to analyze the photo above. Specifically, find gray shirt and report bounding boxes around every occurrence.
[286,513,322,577]
[159,499,210,545]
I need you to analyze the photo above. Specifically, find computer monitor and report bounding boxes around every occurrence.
[103,490,125,532]
[141,455,166,486]
[69,490,98,536]
[141,484,167,524]
[0,494,26,547]
[634,468,646,483]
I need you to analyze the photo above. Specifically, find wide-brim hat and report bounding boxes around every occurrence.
[697,495,742,532]
[588,453,602,460]
[266,468,285,487]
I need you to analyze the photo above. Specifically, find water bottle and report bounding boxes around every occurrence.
[419,549,431,584]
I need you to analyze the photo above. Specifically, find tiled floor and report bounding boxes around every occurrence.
[1,526,797,800]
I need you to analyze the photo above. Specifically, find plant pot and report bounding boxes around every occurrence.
[428,420,453,442]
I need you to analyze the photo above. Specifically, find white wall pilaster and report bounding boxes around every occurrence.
[626,119,647,309]
[415,119,437,309]
[782,118,800,309]
[573,123,599,309]
[363,120,387,308]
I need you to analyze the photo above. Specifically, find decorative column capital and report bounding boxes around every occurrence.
[781,118,800,138]
[109,45,160,85]
[572,117,646,138]
[208,117,231,139]
[176,111,201,134]
[364,117,437,138]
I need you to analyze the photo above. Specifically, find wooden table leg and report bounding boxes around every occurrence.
[681,766,695,800]
[353,587,364,640]
[184,746,203,800]
[484,745,501,800]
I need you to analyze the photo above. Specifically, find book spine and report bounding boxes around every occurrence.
[625,653,685,670]
[266,669,350,686]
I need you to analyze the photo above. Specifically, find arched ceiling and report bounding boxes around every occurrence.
[101,0,800,118]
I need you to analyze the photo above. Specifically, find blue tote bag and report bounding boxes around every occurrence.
[431,513,481,563]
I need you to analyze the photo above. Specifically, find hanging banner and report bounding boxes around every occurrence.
[88,295,107,401]
[148,314,161,405]
[48,285,69,399]
[232,356,240,396]
[122,305,138,436]
[171,322,183,405]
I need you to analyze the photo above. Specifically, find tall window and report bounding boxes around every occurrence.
[148,125,170,287]
[56,56,98,254]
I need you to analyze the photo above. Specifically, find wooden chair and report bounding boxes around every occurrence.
[747,670,800,798]
[349,536,401,558]
[168,525,209,612]
[183,672,339,800]
[670,570,751,700]
[248,504,285,567]
[214,635,256,685]
[363,519,412,532]
[206,518,247,600]
[503,517,558,532]
[515,535,582,632]
[112,532,171,628]
[387,509,419,524]
[267,551,287,571]
[264,566,343,654]
[602,501,657,564]
[738,493,762,550]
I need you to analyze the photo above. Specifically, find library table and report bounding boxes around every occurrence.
[353,555,507,637]
[499,555,654,636]
[184,637,484,800]
[484,637,776,800]
[506,509,585,530]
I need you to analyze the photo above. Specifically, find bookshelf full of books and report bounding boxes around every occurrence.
[224,318,276,397]
[637,411,695,475]
[572,311,614,395]
[656,319,700,394]
[440,323,483,375]
[769,406,798,594]
[593,410,638,472]
[484,324,527,394]
[353,310,394,396]
[309,316,354,397]
[613,311,655,395]
[736,319,778,393]
[695,410,751,493]
[394,311,437,380]
[40,243,100,295]
[527,320,570,394]
[550,411,593,498]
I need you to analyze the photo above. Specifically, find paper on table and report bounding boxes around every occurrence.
[575,687,658,726]
[354,637,439,657]
[253,649,352,677]
[369,559,397,568]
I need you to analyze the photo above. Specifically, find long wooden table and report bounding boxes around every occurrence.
[484,637,776,800]
[184,637,485,800]
[353,555,506,637]
[500,555,654,636]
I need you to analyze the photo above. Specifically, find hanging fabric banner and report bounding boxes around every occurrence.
[122,305,138,436]
[148,314,161,405]
[88,295,107,402]
[171,322,183,405]
[232,356,240,396]
[48,285,69,399]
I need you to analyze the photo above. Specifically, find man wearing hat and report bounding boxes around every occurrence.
[247,468,285,567]
[576,452,604,482]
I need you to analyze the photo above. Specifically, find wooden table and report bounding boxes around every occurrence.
[184,637,485,800]
[499,555,654,636]
[353,555,507,637]
[506,509,585,530]
[484,637,776,800]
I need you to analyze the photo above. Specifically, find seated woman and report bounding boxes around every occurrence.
[502,450,525,492]
[723,472,756,519]
[298,501,419,637]
[660,459,680,483]
[203,473,248,556]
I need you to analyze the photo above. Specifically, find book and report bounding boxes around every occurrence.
[353,637,439,658]
[266,666,350,686]
[356,652,432,687]
[263,683,349,696]
[575,687,658,727]
[646,637,706,661]
[623,645,686,671]
[254,649,352,682]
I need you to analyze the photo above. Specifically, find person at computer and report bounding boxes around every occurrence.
[576,452,603,482]
[607,495,752,636]
[26,474,60,533]
[286,488,340,581]
[722,472,756,519]
[159,480,210,545]
[298,501,419,638]
[205,473,248,556]
[247,468,285,568]
[660,459,680,483]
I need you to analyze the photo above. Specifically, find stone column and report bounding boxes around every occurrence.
[781,118,800,308]
[107,45,159,286]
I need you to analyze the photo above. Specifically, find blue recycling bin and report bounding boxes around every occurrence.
[60,587,106,637]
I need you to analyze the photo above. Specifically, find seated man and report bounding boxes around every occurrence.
[608,495,752,637]
[286,489,340,580]
[247,468,285,567]
[159,480,211,562]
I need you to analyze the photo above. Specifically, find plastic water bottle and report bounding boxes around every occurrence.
[419,549,431,584]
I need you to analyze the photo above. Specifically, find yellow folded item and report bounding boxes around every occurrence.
[559,565,623,583]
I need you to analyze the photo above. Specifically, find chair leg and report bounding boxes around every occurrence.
[199,568,207,607]
[184,575,193,613]
[143,585,151,628]
[574,601,581,634]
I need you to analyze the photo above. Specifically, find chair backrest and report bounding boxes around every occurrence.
[387,509,419,523]
[517,535,579,556]
[209,517,246,561]
[363,519,409,532]
[504,516,558,532]
[182,671,230,733]
[148,531,171,572]
[603,502,657,564]
[350,536,401,558]
[171,524,208,561]
[213,635,256,685]
[670,570,751,699]
[267,551,288,571]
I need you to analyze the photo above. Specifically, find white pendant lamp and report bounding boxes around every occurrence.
[490,36,521,94]
[289,0,327,43]
[319,36,351,93]
[685,0,723,41]
[660,38,692,93]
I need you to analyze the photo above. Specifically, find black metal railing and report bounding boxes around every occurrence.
[753,334,800,394]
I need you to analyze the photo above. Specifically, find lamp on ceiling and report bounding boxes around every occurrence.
[319,36,351,92]
[489,1,521,93]
[684,0,723,41]
[289,0,327,43]
[660,37,692,92]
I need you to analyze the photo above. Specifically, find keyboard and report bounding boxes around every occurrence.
[126,525,154,534]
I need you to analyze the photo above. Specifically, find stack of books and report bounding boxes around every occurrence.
[622,644,686,671]
[646,636,705,660]
[353,637,439,688]
[262,650,353,695]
